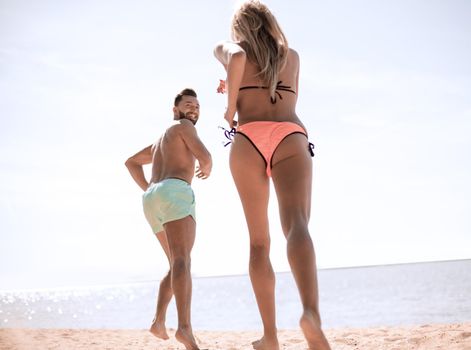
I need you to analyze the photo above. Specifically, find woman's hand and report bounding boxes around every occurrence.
[217,79,236,127]
[224,107,237,128]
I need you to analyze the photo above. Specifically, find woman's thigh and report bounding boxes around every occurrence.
[271,133,313,235]
[230,134,270,245]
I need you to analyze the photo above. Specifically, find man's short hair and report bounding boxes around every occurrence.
[174,88,197,106]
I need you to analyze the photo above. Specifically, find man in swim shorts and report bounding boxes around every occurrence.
[125,88,211,350]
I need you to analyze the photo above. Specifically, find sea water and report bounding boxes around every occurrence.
[1,260,470,330]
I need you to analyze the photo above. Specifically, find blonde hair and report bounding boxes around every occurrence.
[231,0,289,98]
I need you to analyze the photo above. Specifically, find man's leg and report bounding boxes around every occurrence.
[150,230,173,340]
[163,216,199,350]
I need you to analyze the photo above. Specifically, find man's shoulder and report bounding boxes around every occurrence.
[168,119,195,133]
[165,120,196,139]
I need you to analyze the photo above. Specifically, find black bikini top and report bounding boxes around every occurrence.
[239,80,296,104]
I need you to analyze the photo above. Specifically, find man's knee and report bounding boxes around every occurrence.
[160,270,172,284]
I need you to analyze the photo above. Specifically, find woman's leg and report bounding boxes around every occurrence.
[230,134,279,350]
[271,133,331,350]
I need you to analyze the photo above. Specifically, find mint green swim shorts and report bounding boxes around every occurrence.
[142,178,196,234]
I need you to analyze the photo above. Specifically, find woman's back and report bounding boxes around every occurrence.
[236,48,302,125]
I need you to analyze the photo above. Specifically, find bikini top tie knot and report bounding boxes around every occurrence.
[270,81,296,104]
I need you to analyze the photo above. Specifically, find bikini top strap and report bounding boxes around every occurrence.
[239,81,296,104]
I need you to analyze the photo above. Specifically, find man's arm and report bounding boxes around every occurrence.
[179,121,212,179]
[125,145,153,191]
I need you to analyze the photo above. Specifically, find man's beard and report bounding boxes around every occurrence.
[179,111,197,125]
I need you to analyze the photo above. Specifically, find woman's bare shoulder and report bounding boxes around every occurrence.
[288,48,300,61]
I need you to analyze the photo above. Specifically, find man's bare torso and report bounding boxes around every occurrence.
[150,121,196,185]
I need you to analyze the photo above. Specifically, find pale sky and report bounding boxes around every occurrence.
[1,0,470,290]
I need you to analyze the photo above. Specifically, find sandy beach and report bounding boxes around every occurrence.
[1,323,470,350]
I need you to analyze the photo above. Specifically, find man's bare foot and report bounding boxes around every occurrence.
[251,336,280,350]
[175,327,200,350]
[149,321,169,340]
[300,311,331,350]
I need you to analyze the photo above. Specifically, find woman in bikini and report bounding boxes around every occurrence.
[214,1,331,350]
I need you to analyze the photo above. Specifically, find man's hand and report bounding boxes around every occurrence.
[217,79,226,94]
[195,163,211,179]
[125,145,153,191]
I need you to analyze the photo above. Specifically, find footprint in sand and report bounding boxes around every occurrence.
[285,338,303,344]
[407,337,424,345]
[384,336,403,342]
[460,332,471,339]
[335,337,358,346]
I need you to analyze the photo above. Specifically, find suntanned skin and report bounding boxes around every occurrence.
[214,41,331,350]
[125,95,211,350]
[126,96,211,190]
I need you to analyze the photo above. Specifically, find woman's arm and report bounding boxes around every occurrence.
[292,49,300,102]
[213,41,245,69]
[214,41,246,127]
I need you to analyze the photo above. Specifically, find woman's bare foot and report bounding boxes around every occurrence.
[175,327,200,350]
[300,311,331,350]
[251,336,280,350]
[149,321,169,340]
